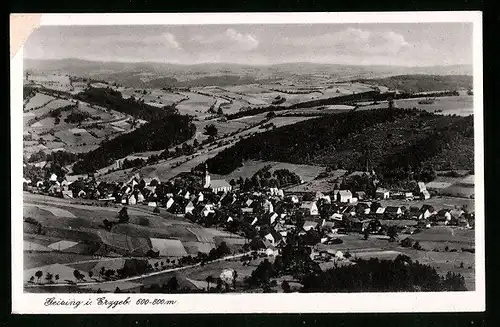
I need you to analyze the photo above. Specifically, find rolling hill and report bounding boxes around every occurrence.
[205,108,474,184]
[352,75,473,93]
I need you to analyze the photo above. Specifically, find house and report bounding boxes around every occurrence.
[185,201,195,214]
[421,190,431,200]
[136,191,145,203]
[450,209,465,219]
[303,220,318,232]
[342,205,357,216]
[166,198,175,209]
[337,190,352,203]
[408,206,420,219]
[436,209,452,222]
[148,202,157,207]
[197,192,204,203]
[321,220,337,232]
[300,201,319,216]
[417,181,427,193]
[418,205,435,220]
[62,190,73,198]
[375,207,386,215]
[263,230,283,246]
[355,191,366,200]
[356,202,371,215]
[128,194,137,205]
[290,195,299,203]
[405,192,414,200]
[375,188,390,199]
[385,206,403,217]
[263,199,274,213]
[49,173,58,182]
[241,207,254,214]
[269,212,279,224]
[277,189,285,198]
[210,179,232,194]
[202,204,215,217]
[77,189,87,198]
[245,199,254,207]
[330,213,343,221]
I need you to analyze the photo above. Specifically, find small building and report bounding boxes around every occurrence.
[418,205,435,220]
[337,190,352,203]
[303,220,318,232]
[375,188,390,200]
[185,201,195,214]
[355,191,366,200]
[421,190,431,200]
[385,206,403,217]
[166,197,175,209]
[300,201,319,216]
[375,207,386,215]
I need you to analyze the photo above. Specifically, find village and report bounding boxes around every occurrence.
[23,159,475,260]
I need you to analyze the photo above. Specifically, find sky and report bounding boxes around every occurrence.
[23,23,473,66]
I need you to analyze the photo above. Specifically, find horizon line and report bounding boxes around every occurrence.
[24,57,473,69]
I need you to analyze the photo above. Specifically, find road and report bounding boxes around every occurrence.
[25,251,252,288]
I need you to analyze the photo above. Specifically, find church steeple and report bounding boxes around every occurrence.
[204,164,211,188]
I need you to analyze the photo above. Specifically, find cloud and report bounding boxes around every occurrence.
[191,28,259,51]
[139,32,182,50]
[280,28,410,55]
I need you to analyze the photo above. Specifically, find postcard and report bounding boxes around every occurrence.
[10,12,484,313]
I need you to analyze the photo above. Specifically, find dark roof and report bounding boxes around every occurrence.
[385,206,401,213]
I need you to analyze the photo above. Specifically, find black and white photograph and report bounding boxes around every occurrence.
[11,12,484,313]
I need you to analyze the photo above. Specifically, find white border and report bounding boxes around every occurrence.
[11,12,484,314]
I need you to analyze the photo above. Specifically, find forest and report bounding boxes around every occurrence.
[76,87,176,121]
[72,113,195,174]
[352,75,473,93]
[206,108,474,185]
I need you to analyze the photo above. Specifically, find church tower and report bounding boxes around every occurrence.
[203,164,211,189]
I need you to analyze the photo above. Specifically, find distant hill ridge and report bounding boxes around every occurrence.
[24,58,473,89]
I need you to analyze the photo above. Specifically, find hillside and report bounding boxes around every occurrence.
[352,75,473,93]
[72,114,196,174]
[75,87,174,121]
[205,108,474,184]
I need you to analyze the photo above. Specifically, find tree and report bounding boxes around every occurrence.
[387,226,398,242]
[206,275,214,290]
[413,240,422,250]
[363,228,370,240]
[266,111,276,119]
[281,280,291,293]
[88,271,93,279]
[217,107,223,115]
[73,270,83,281]
[400,237,414,248]
[118,207,129,223]
[204,124,218,139]
[166,276,179,293]
[55,274,59,281]
[29,276,35,283]
[45,272,53,283]
[35,270,43,282]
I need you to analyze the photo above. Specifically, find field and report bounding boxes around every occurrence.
[211,159,327,183]
[358,96,473,116]
[23,193,245,281]
[316,225,476,290]
[24,93,56,112]
[175,92,217,116]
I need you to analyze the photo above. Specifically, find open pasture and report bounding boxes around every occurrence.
[211,159,327,183]
[176,92,216,116]
[24,93,56,112]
